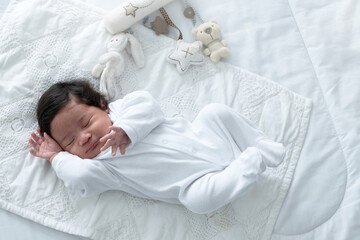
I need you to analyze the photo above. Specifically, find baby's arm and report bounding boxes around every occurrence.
[52,152,118,197]
[109,91,165,147]
[29,129,115,197]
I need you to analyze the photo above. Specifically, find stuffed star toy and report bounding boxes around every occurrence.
[167,40,204,74]
[92,33,145,100]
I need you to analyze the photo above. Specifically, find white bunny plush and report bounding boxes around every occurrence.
[92,33,145,101]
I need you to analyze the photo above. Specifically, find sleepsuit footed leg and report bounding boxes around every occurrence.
[193,103,286,167]
[179,103,286,214]
[179,147,265,214]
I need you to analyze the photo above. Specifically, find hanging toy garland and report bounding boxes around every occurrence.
[182,0,204,27]
[150,16,169,35]
[151,1,229,73]
[182,0,230,63]
[156,6,204,73]
[183,1,230,63]
[159,7,183,40]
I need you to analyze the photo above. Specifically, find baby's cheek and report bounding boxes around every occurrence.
[67,145,81,158]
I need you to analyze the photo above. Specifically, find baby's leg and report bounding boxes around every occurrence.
[194,103,285,167]
[179,147,266,214]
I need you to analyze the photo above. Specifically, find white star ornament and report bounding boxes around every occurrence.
[167,40,204,74]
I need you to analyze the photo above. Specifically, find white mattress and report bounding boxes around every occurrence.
[0,0,359,239]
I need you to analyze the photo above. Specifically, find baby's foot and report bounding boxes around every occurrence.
[256,138,286,168]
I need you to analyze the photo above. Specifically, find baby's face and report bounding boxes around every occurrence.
[50,99,112,159]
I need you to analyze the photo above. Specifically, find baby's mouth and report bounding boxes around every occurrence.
[86,140,99,153]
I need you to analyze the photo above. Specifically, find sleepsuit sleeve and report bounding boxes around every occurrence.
[108,91,165,147]
[51,152,120,197]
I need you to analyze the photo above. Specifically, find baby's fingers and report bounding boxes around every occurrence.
[100,139,115,151]
[29,148,41,158]
[100,131,115,143]
[30,131,42,144]
[29,138,40,151]
[36,127,42,135]
[29,148,38,157]
[107,125,120,132]
[119,143,126,155]
[112,145,116,156]
[43,132,52,141]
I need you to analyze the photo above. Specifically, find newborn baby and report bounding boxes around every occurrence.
[29,80,285,214]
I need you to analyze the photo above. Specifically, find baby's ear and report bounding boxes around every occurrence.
[100,99,108,111]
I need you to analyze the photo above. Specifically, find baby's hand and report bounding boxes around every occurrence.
[100,126,129,156]
[29,128,63,163]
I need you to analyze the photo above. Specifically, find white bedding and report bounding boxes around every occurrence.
[0,0,359,240]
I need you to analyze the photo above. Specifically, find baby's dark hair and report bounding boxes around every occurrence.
[37,80,108,137]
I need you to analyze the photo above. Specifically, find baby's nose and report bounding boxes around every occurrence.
[205,27,212,34]
[79,132,91,146]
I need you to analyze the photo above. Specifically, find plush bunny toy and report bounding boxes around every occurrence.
[92,33,145,100]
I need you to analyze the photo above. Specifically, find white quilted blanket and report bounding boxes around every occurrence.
[0,0,312,239]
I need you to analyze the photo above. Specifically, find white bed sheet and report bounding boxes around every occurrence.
[174,1,360,239]
[0,0,358,239]
[0,2,82,240]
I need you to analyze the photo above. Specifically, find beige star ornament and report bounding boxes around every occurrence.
[123,3,139,17]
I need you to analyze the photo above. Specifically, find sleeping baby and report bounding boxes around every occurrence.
[29,80,285,214]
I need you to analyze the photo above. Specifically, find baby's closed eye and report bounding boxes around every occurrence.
[83,116,92,128]
[66,138,75,147]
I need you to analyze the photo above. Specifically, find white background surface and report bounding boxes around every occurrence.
[0,0,359,239]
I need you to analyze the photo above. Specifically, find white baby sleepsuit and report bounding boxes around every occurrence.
[52,91,285,214]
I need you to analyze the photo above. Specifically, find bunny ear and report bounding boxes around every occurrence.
[125,33,145,68]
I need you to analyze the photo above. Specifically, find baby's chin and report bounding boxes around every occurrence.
[75,150,100,159]
[86,149,102,159]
